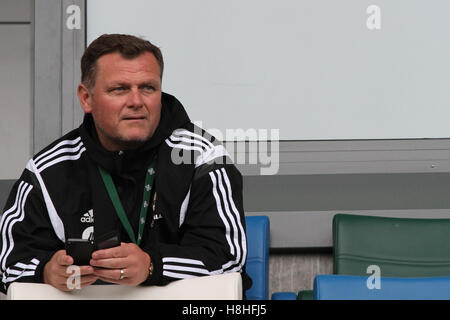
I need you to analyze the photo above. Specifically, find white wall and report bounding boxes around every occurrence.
[0,3,32,179]
[87,0,450,141]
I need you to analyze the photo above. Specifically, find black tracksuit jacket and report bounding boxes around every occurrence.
[0,92,250,293]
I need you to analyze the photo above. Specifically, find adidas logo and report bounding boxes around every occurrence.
[80,209,94,223]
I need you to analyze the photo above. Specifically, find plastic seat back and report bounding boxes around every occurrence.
[333,214,450,277]
[245,215,270,300]
[314,274,450,300]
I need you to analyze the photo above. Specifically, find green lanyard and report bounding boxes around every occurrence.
[98,157,157,245]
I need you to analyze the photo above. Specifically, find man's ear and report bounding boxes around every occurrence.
[77,83,93,113]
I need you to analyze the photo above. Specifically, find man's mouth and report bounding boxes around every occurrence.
[123,116,146,120]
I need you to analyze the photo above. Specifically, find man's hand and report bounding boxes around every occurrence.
[90,242,151,286]
[43,250,98,291]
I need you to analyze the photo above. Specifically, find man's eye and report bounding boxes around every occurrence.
[108,87,126,93]
[142,85,154,91]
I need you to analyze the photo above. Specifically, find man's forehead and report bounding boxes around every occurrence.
[96,52,161,78]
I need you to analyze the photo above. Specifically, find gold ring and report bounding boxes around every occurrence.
[120,268,125,280]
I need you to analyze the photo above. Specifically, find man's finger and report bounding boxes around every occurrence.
[57,251,74,266]
[93,267,122,281]
[90,257,127,269]
[79,274,99,287]
[77,265,95,275]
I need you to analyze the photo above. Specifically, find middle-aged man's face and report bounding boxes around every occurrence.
[78,51,162,151]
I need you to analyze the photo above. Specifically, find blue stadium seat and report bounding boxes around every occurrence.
[245,215,270,300]
[314,274,450,300]
[271,291,297,300]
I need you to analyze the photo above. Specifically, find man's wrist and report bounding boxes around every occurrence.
[148,258,154,277]
[144,252,153,279]
[139,249,160,286]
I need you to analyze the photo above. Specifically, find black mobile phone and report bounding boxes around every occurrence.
[65,238,95,266]
[95,231,120,250]
[65,232,120,265]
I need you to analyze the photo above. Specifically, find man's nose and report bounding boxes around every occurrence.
[127,88,144,108]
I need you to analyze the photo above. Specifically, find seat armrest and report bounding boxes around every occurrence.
[7,272,242,300]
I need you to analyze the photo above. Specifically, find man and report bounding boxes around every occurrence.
[0,34,250,293]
